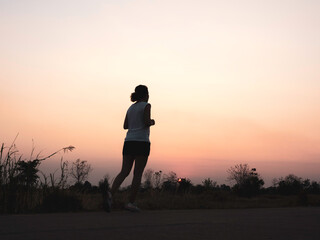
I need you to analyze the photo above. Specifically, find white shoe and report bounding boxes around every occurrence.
[124,202,140,212]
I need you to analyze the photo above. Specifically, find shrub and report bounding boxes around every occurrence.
[227,164,264,197]
[99,176,110,211]
[233,175,265,197]
[177,178,192,194]
[161,171,178,193]
[0,139,75,213]
[276,174,303,195]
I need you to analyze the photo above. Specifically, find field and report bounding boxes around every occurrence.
[82,190,320,212]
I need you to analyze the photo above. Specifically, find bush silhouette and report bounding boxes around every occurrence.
[309,181,320,194]
[99,176,110,212]
[161,171,178,193]
[177,178,192,194]
[15,160,40,187]
[233,175,265,197]
[228,164,264,197]
[276,174,303,195]
[0,139,75,213]
[70,159,92,184]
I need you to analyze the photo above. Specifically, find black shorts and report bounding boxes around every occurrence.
[122,141,150,157]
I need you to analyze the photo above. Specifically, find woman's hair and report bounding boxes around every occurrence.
[130,85,149,102]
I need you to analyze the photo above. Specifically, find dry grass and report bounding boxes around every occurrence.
[80,193,103,211]
[78,190,320,212]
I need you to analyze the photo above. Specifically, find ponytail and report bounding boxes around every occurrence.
[130,92,138,102]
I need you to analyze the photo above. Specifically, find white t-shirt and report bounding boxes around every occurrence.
[124,102,150,142]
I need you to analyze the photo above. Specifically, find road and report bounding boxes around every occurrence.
[1,208,320,240]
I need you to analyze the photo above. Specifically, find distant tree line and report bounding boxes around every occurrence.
[140,163,320,198]
[1,140,320,213]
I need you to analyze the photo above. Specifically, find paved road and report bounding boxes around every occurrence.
[1,208,320,240]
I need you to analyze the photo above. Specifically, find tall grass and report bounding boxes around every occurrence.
[0,137,75,213]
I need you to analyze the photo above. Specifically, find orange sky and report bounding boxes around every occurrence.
[1,0,320,185]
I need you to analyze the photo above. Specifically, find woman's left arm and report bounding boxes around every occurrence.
[144,104,155,127]
[123,113,129,129]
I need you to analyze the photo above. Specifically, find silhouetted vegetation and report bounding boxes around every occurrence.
[227,164,264,197]
[1,140,320,214]
[0,138,76,213]
[274,174,308,195]
[70,159,92,185]
[99,175,111,212]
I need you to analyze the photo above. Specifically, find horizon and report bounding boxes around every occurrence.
[2,137,320,187]
[1,1,319,187]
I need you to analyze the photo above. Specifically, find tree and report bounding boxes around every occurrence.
[99,175,110,192]
[309,181,320,194]
[153,170,162,189]
[236,173,264,197]
[143,168,154,189]
[162,171,178,192]
[16,160,40,187]
[202,178,217,190]
[164,171,177,182]
[177,178,192,194]
[227,163,251,185]
[275,174,303,195]
[70,159,92,184]
[227,164,264,197]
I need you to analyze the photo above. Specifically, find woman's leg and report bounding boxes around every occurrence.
[111,155,135,195]
[129,155,148,203]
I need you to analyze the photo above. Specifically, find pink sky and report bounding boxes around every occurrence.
[1,0,320,186]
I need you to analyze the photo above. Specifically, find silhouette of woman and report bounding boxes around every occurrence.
[108,85,155,212]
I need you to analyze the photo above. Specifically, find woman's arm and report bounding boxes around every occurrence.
[123,113,129,129]
[144,104,155,127]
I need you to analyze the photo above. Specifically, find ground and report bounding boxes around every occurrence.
[1,208,320,240]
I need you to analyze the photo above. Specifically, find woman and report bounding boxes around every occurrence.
[108,85,155,212]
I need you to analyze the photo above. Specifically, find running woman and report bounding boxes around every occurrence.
[107,85,155,212]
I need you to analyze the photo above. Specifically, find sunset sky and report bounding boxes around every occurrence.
[1,0,320,186]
